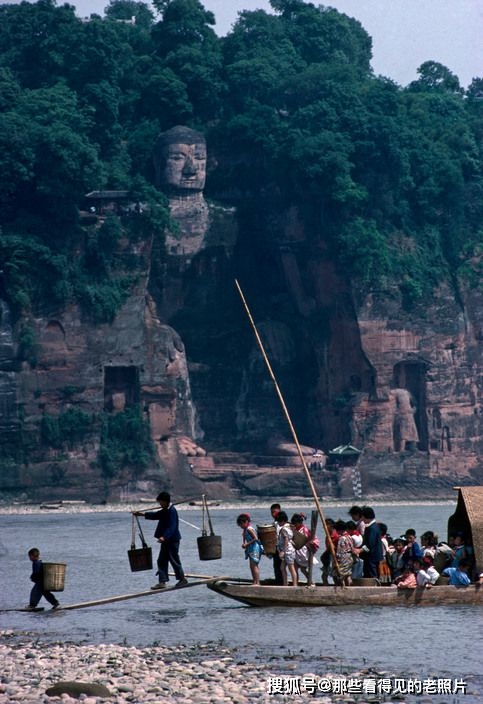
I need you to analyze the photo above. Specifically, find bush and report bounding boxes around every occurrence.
[99,407,155,479]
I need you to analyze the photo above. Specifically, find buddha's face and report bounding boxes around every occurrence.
[162,141,207,192]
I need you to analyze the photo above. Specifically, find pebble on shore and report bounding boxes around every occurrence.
[1,632,334,703]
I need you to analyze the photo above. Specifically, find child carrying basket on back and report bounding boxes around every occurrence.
[291,513,319,586]
[26,547,60,610]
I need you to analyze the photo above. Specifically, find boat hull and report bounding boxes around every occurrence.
[207,580,483,607]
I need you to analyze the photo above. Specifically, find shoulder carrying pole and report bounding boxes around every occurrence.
[235,279,342,582]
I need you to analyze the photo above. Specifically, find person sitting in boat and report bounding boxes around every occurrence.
[420,531,438,558]
[418,555,440,586]
[360,506,383,578]
[442,557,472,586]
[333,520,354,586]
[291,513,318,586]
[393,563,417,589]
[386,537,407,582]
[433,539,454,573]
[412,557,439,588]
[401,528,423,566]
[236,513,262,585]
[448,532,473,568]
[275,511,298,587]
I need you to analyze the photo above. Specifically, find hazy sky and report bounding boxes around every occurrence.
[2,0,481,87]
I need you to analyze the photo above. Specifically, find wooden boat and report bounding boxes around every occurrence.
[208,486,483,608]
[207,580,483,607]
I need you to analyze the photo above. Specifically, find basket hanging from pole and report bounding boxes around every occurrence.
[128,515,153,572]
[43,562,67,591]
[197,495,222,561]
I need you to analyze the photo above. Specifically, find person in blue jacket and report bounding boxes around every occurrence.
[402,528,424,566]
[26,547,60,610]
[360,506,383,578]
[134,492,187,589]
[443,558,472,586]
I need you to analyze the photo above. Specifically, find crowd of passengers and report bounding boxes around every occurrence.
[239,504,480,587]
[318,504,478,588]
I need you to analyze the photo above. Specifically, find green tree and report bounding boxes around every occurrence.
[7,84,102,229]
[99,407,155,478]
[151,0,223,120]
[409,61,463,94]
[337,218,392,287]
[0,0,81,88]
[105,0,155,28]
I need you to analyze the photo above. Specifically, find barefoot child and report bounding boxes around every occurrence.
[237,514,262,585]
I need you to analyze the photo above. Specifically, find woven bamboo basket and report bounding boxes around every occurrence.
[257,524,277,555]
[291,530,309,550]
[43,562,67,592]
[127,546,152,572]
[197,535,222,560]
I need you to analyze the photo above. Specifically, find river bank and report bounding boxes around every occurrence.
[0,497,456,517]
[2,633,275,703]
[4,630,475,704]
[0,632,382,703]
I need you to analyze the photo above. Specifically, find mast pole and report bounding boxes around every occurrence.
[235,279,341,581]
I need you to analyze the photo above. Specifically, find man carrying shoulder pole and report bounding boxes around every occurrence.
[133,491,188,589]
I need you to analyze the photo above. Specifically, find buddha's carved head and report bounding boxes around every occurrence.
[154,125,207,194]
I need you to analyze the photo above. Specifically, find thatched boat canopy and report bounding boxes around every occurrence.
[448,486,483,574]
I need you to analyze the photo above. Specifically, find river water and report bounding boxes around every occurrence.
[1,500,482,699]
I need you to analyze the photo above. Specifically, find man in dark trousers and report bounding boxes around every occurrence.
[360,506,383,578]
[270,503,284,585]
[26,547,60,610]
[134,491,187,589]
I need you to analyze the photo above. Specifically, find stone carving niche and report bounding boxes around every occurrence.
[392,360,428,451]
[104,366,140,412]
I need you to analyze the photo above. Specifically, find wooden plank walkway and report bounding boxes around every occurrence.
[57,578,214,610]
[0,573,250,613]
[2,606,45,613]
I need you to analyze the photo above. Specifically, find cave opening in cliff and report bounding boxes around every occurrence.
[393,361,428,451]
[104,366,140,411]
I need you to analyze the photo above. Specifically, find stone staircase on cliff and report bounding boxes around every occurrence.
[189,450,325,497]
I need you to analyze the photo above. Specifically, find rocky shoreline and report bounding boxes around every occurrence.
[0,631,359,703]
[3,630,481,703]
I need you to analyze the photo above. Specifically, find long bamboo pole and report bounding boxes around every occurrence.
[131,497,200,512]
[58,578,223,611]
[235,279,341,582]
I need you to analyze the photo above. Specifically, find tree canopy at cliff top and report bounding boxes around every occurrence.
[0,0,482,318]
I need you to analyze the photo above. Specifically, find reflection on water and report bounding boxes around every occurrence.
[1,503,482,693]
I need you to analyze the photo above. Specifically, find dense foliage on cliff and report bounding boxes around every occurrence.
[0,0,482,317]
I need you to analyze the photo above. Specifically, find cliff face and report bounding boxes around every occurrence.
[0,239,205,502]
[147,190,483,499]
[1,173,483,503]
[230,206,483,497]
[351,281,483,491]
